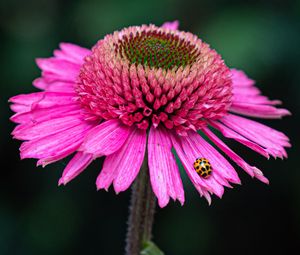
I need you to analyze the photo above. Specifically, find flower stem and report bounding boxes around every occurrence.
[125,153,156,255]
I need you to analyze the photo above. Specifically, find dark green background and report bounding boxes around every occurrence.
[1,0,299,254]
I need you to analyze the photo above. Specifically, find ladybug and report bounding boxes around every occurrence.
[193,157,212,179]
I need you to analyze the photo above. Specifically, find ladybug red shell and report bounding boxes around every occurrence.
[193,157,212,179]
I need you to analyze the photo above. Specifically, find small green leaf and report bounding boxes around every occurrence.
[140,241,165,255]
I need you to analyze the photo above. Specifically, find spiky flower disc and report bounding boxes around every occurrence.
[10,21,290,207]
[77,25,232,135]
[115,28,200,69]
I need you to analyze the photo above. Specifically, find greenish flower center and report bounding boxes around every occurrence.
[114,30,200,70]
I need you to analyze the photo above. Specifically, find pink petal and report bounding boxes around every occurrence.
[33,77,48,90]
[251,168,270,184]
[10,104,31,113]
[231,69,255,87]
[148,126,184,207]
[9,92,48,105]
[9,92,75,109]
[230,103,291,119]
[79,120,131,157]
[209,120,271,159]
[202,127,269,184]
[162,20,179,30]
[232,94,281,105]
[20,121,93,162]
[36,58,81,82]
[170,134,212,204]
[12,115,85,140]
[181,131,241,189]
[230,69,290,119]
[220,114,290,159]
[233,86,261,96]
[96,128,146,192]
[10,104,81,124]
[46,82,75,92]
[173,131,240,199]
[54,43,91,64]
[113,129,146,192]
[58,152,93,185]
[33,78,75,93]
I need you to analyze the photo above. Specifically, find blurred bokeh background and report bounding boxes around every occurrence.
[1,0,299,254]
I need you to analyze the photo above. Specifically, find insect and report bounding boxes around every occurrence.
[193,157,212,179]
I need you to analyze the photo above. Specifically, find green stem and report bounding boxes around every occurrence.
[125,153,156,255]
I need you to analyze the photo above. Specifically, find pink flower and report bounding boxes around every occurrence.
[10,21,290,207]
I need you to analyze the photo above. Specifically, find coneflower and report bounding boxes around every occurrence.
[10,20,290,255]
